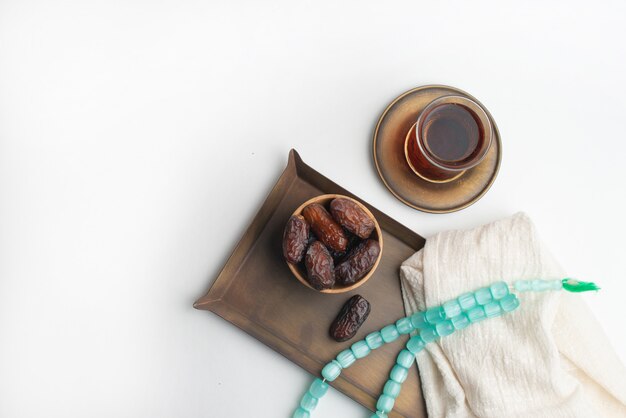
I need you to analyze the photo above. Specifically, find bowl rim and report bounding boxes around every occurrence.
[286,194,384,294]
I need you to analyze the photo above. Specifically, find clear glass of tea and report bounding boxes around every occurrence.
[404,95,493,183]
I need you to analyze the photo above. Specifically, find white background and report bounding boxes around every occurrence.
[1,1,625,417]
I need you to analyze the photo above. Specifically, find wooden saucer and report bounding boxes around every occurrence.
[373,85,502,213]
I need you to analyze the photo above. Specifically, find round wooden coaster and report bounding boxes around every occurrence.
[373,85,502,214]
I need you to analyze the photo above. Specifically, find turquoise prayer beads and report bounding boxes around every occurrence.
[383,380,401,398]
[435,320,454,336]
[451,313,469,330]
[292,278,599,418]
[500,294,520,312]
[419,327,438,343]
[490,281,509,299]
[406,335,425,353]
[514,278,561,292]
[365,331,384,349]
[457,292,477,310]
[442,299,462,318]
[409,311,428,329]
[351,340,371,358]
[321,361,341,381]
[396,350,415,368]
[424,306,446,324]
[336,349,356,368]
[395,317,414,334]
[293,380,329,418]
[380,325,400,343]
[309,379,328,398]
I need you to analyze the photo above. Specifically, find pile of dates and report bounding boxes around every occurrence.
[282,197,381,290]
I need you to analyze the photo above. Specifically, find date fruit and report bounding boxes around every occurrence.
[335,239,381,286]
[329,295,371,342]
[302,203,348,252]
[282,215,310,264]
[306,229,317,247]
[305,240,335,290]
[329,198,375,239]
[329,232,360,263]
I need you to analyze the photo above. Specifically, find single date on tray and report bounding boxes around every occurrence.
[329,295,371,342]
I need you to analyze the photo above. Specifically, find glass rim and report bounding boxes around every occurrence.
[415,95,493,171]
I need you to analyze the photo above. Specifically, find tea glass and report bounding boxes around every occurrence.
[404,95,493,183]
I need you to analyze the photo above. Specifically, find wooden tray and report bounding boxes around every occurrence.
[194,150,427,418]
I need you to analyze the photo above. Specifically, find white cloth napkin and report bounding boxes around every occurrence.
[400,213,626,418]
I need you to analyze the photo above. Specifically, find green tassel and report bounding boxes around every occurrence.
[561,278,600,293]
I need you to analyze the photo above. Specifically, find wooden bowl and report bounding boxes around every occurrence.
[286,194,384,293]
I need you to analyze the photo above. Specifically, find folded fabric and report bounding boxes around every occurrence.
[400,212,626,417]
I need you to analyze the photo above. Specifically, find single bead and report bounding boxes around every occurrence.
[514,280,531,292]
[380,325,400,343]
[531,279,551,291]
[499,294,520,312]
[308,378,328,398]
[396,349,415,368]
[489,281,509,300]
[420,327,439,343]
[292,407,310,418]
[383,379,402,398]
[351,340,371,359]
[390,365,408,383]
[300,392,318,411]
[365,331,384,350]
[425,306,446,325]
[406,335,426,353]
[451,313,470,330]
[466,306,486,323]
[370,413,387,418]
[435,320,454,337]
[474,287,493,305]
[549,279,563,290]
[321,360,342,381]
[395,317,414,334]
[483,301,502,318]
[376,394,395,413]
[457,292,477,311]
[336,349,356,368]
[442,299,462,318]
[410,311,428,329]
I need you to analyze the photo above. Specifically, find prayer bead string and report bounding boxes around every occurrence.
[292,278,598,418]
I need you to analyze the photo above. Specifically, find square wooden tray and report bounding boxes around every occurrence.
[194,150,427,418]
